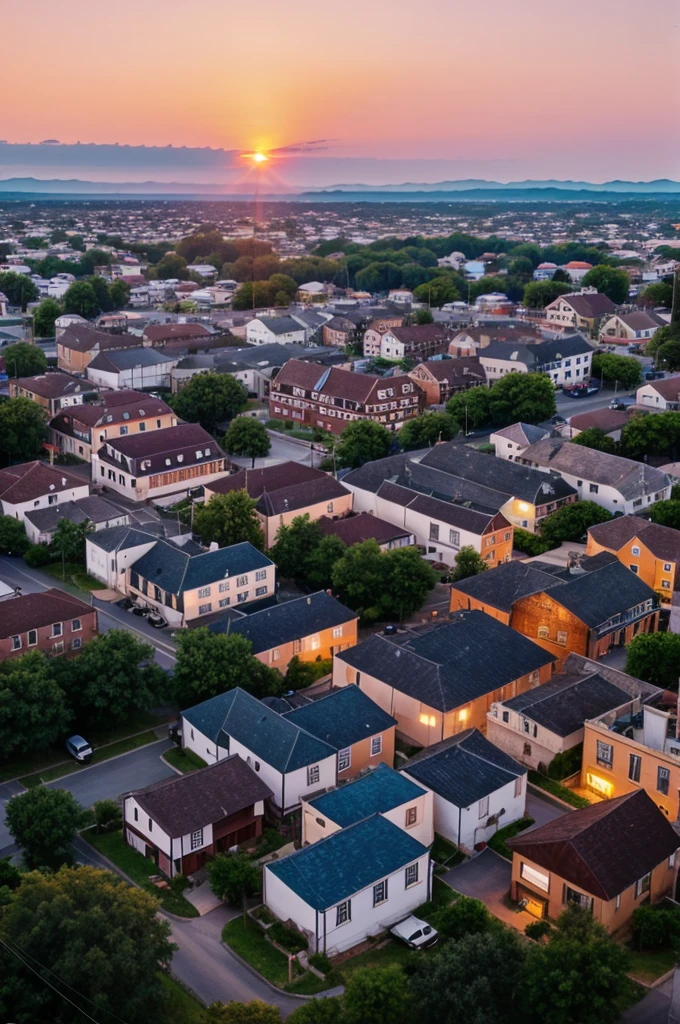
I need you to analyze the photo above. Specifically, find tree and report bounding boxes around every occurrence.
[332,540,437,621]
[383,545,439,621]
[0,272,39,309]
[0,397,48,461]
[331,539,387,618]
[32,298,63,338]
[570,427,618,454]
[173,629,281,706]
[450,545,488,582]
[154,252,189,280]
[286,999,344,1024]
[2,865,174,1024]
[645,323,680,362]
[304,534,346,589]
[657,337,680,372]
[447,386,491,431]
[433,895,491,941]
[222,418,271,468]
[171,374,248,433]
[335,420,392,469]
[343,965,412,1024]
[581,264,630,304]
[109,278,131,308]
[62,280,100,318]
[488,373,556,426]
[591,352,642,390]
[2,341,47,377]
[413,275,461,307]
[0,651,71,762]
[207,854,261,919]
[0,514,29,555]
[58,631,166,725]
[650,500,680,530]
[50,518,92,576]
[194,491,264,550]
[522,905,629,1024]
[626,631,680,688]
[269,515,324,578]
[522,280,572,309]
[413,308,434,324]
[285,655,333,690]
[620,412,680,461]
[409,929,527,1024]
[539,502,611,545]
[640,281,673,308]
[93,798,122,833]
[88,274,114,313]
[6,787,83,868]
[398,412,458,451]
[204,1002,282,1024]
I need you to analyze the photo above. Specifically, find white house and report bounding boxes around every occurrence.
[636,376,680,411]
[400,729,527,853]
[246,317,307,347]
[24,495,129,546]
[388,288,413,304]
[479,335,593,387]
[490,423,550,461]
[302,762,434,848]
[86,525,159,590]
[181,687,337,814]
[264,813,431,954]
[86,348,177,390]
[0,462,90,523]
[599,311,666,345]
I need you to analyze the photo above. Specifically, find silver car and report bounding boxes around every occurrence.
[65,735,93,763]
[390,915,438,950]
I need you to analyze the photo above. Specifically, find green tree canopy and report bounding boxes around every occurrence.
[207,853,261,914]
[446,386,491,430]
[6,787,83,868]
[625,632,680,688]
[222,418,271,468]
[570,427,618,454]
[649,500,680,530]
[173,629,281,706]
[286,998,344,1024]
[640,281,673,308]
[0,272,39,308]
[343,965,412,1024]
[398,412,458,451]
[269,514,324,578]
[204,1002,282,1024]
[171,374,248,433]
[32,298,63,338]
[413,275,462,307]
[657,337,680,372]
[522,280,572,309]
[413,307,434,324]
[194,490,264,550]
[488,372,556,426]
[335,420,392,468]
[0,514,29,555]
[620,412,680,460]
[332,539,437,621]
[0,397,48,461]
[539,501,612,546]
[433,894,491,941]
[50,517,92,572]
[62,280,101,318]
[581,264,630,304]
[154,252,189,280]
[450,545,489,582]
[0,651,71,762]
[109,278,131,308]
[304,534,347,590]
[2,341,47,377]
[591,352,642,390]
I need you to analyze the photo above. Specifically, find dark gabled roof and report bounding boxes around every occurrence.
[419,443,577,504]
[519,439,670,500]
[181,687,336,772]
[401,728,524,806]
[256,316,306,335]
[501,668,632,737]
[0,461,86,505]
[58,324,140,352]
[130,540,272,596]
[0,588,93,639]
[97,423,225,477]
[88,524,162,553]
[317,512,412,546]
[451,559,565,613]
[543,558,657,628]
[129,754,272,837]
[87,347,174,373]
[208,591,356,652]
[552,293,617,318]
[588,516,680,564]
[143,323,211,342]
[306,763,427,829]
[265,813,428,910]
[13,372,93,399]
[336,611,556,712]
[492,423,550,448]
[508,790,679,900]
[24,495,127,533]
[207,462,349,515]
[283,686,396,749]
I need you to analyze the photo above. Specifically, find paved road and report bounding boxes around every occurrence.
[621,975,673,1024]
[526,790,569,827]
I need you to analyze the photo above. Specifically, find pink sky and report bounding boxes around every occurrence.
[2,0,679,183]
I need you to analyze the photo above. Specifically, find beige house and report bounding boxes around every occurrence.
[50,390,177,462]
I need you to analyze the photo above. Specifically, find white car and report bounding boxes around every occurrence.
[390,915,438,950]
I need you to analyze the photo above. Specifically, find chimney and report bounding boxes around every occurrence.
[208,541,219,552]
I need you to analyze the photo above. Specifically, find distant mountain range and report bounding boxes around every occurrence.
[314,178,680,193]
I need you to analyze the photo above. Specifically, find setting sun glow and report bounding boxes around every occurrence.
[250,152,268,164]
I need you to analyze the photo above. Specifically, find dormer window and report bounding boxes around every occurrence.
[177,454,184,463]
[195,450,203,459]
[165,458,171,466]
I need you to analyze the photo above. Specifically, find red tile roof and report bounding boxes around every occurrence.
[0,588,94,639]
[0,462,86,505]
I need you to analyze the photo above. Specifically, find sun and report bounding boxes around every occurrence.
[250,152,268,164]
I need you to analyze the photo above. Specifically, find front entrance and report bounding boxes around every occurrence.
[524,896,546,919]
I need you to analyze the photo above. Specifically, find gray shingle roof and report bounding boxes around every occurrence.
[208,591,356,653]
[491,423,550,447]
[519,439,670,500]
[130,540,272,596]
[283,686,396,749]
[501,668,632,737]
[24,495,127,533]
[87,347,174,372]
[307,763,427,829]
[88,524,162,553]
[257,317,306,335]
[401,728,524,806]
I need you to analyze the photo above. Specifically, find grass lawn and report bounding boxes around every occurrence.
[627,946,677,983]
[487,817,535,860]
[431,834,464,868]
[162,747,207,773]
[19,731,159,788]
[159,973,204,1023]
[528,772,590,809]
[334,938,415,981]
[223,918,297,987]
[415,876,458,920]
[85,830,199,918]
[41,561,107,591]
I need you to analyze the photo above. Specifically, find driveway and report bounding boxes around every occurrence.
[526,789,570,827]
[444,848,535,930]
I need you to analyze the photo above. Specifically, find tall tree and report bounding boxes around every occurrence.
[62,280,100,318]
[343,965,412,1024]
[222,418,271,468]
[304,534,346,589]
[383,545,439,620]
[625,632,680,689]
[109,278,131,308]
[286,999,344,1024]
[649,500,680,530]
[2,341,47,377]
[570,427,618,454]
[0,651,71,762]
[539,502,612,545]
[0,397,48,461]
[488,372,556,426]
[50,518,92,577]
[0,272,39,309]
[522,280,572,309]
[172,374,248,433]
[6,788,83,868]
[447,386,491,431]
[450,546,488,582]
[331,540,437,621]
[32,298,63,338]
[268,514,323,578]
[398,412,458,451]
[194,491,264,550]
[154,252,189,280]
[0,514,29,555]
[591,352,642,390]
[207,854,261,920]
[335,420,392,469]
[173,629,281,706]
[581,264,630,304]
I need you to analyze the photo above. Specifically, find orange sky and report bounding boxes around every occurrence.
[2,0,679,180]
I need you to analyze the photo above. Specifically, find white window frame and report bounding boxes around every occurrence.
[373,879,388,906]
[405,863,419,888]
[190,828,203,850]
[478,795,490,819]
[370,735,383,757]
[338,748,351,772]
[307,765,320,786]
[520,862,549,892]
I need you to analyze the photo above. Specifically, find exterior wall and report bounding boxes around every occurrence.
[301,788,433,848]
[263,494,353,548]
[1,607,98,662]
[586,532,678,605]
[254,617,359,673]
[57,344,92,373]
[86,361,175,390]
[246,321,306,346]
[636,382,680,411]
[86,536,156,589]
[449,586,512,623]
[479,357,529,382]
[520,461,672,516]
[486,707,582,771]
[25,511,129,546]
[269,383,424,437]
[91,454,226,501]
[1,482,91,523]
[510,851,676,932]
[181,563,276,621]
[499,493,577,534]
[339,728,395,782]
[9,381,87,416]
[491,432,530,461]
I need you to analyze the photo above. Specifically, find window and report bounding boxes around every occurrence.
[449,529,460,547]
[520,862,549,892]
[139,422,146,431]
[327,502,334,514]
[53,641,64,654]
[635,873,651,898]
[370,735,383,756]
[373,879,388,906]
[405,863,419,887]
[71,638,82,650]
[429,523,439,542]
[663,581,671,589]
[615,894,621,910]
[51,622,63,637]
[629,564,639,574]
[307,765,320,786]
[664,563,672,572]
[218,598,230,608]
[191,828,203,850]
[502,710,509,723]
[198,603,212,615]
[596,740,613,768]
[27,629,37,647]
[631,546,640,556]
[514,776,523,798]
[197,587,211,599]
[336,900,351,925]
[478,795,490,819]
[556,630,568,646]
[219,581,230,592]
[133,807,138,821]
[236,575,248,587]
[589,484,599,494]
[71,618,82,632]
[11,635,21,651]
[564,885,591,910]
[405,807,417,828]
[419,713,436,728]
[255,586,268,596]
[629,754,641,783]
[537,626,549,639]
[338,748,351,772]
[332,626,343,639]
[237,592,249,603]
[657,766,670,795]
[252,570,266,584]
[670,853,676,869]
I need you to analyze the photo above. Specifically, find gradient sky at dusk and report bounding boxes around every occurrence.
[3,0,679,184]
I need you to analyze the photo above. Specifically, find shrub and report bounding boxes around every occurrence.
[170,873,189,896]
[93,799,122,833]
[308,952,332,974]
[268,921,308,952]
[432,895,490,941]
[487,816,535,859]
[512,528,552,556]
[546,744,583,781]
[24,542,54,567]
[0,857,21,890]
[632,904,680,950]
[525,919,552,941]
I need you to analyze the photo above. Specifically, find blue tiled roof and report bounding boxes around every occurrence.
[307,763,426,828]
[283,686,396,749]
[265,813,428,910]
[130,540,272,596]
[209,591,355,653]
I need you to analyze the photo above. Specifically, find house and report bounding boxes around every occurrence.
[362,315,404,357]
[478,335,594,387]
[246,317,307,347]
[50,390,178,462]
[86,525,168,590]
[86,347,177,390]
[142,323,212,346]
[508,790,679,929]
[636,375,680,411]
[486,653,657,771]
[332,611,556,747]
[24,494,129,545]
[388,288,413,304]
[0,461,90,522]
[407,358,486,406]
[0,588,97,661]
[91,423,228,502]
[203,462,352,548]
[587,515,680,606]
[322,316,356,348]
[566,407,630,442]
[269,359,425,436]
[128,540,275,625]
[450,553,659,664]
[290,309,334,343]
[298,281,331,302]
[517,438,672,514]
[56,323,142,373]
[490,423,550,461]
[123,754,272,878]
[563,261,593,283]
[9,372,95,416]
[317,511,415,551]
[447,325,545,357]
[282,685,397,782]
[533,263,558,281]
[377,325,451,362]
[301,762,433,847]
[207,590,358,670]
[599,311,666,345]
[180,687,338,814]
[263,813,431,954]
[401,729,526,853]
[545,291,617,334]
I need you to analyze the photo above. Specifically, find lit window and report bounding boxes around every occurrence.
[332,626,343,638]
[419,713,436,728]
[537,626,549,639]
[310,634,320,650]
[520,862,549,892]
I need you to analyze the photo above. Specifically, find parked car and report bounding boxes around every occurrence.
[645,370,665,380]
[132,605,150,617]
[116,597,134,611]
[390,915,439,950]
[65,734,93,763]
[609,397,636,410]
[147,613,168,629]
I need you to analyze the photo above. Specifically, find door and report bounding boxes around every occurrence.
[524,896,546,919]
